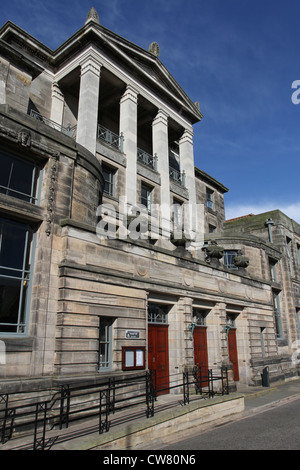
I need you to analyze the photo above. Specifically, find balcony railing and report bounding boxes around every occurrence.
[137,148,158,171]
[30,110,77,138]
[97,125,124,152]
[169,166,186,187]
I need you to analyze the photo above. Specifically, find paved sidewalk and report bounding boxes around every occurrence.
[237,378,300,414]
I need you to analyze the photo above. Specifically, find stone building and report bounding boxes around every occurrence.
[222,211,300,383]
[0,8,298,394]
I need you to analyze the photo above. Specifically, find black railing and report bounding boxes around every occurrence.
[0,367,228,450]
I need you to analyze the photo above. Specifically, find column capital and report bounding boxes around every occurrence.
[52,82,64,101]
[179,129,194,145]
[152,109,168,127]
[120,84,138,105]
[80,54,102,77]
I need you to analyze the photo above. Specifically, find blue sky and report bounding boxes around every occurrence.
[1,0,300,222]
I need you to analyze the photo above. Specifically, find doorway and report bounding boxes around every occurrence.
[228,328,239,381]
[193,308,209,386]
[148,303,170,395]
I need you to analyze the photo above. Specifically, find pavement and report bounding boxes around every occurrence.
[237,378,300,414]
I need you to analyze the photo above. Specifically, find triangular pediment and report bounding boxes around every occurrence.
[0,17,202,123]
[94,26,202,123]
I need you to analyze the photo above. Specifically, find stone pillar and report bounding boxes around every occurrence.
[179,130,198,236]
[152,110,170,237]
[50,82,64,126]
[76,55,102,154]
[119,85,138,206]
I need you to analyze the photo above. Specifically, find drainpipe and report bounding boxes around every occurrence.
[265,218,274,243]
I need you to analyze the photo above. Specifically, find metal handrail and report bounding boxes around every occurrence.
[0,367,228,450]
[97,124,124,152]
[29,110,77,138]
[137,148,158,171]
[169,166,186,187]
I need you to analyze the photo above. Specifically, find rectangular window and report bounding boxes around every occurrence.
[286,237,294,277]
[0,217,33,334]
[260,327,266,358]
[269,258,277,282]
[141,183,152,213]
[0,151,39,204]
[103,165,116,197]
[172,199,183,230]
[98,317,114,370]
[206,188,214,211]
[273,291,283,339]
[193,308,208,326]
[224,250,238,270]
[296,309,300,340]
[226,313,237,328]
[148,303,169,324]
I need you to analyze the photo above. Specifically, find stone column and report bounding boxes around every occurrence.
[119,85,138,206]
[152,110,170,237]
[76,55,102,154]
[50,82,64,126]
[179,129,204,250]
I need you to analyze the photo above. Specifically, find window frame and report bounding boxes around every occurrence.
[0,150,41,205]
[98,317,114,371]
[224,250,238,270]
[148,303,169,324]
[102,164,116,198]
[273,290,283,339]
[269,258,278,282]
[206,188,215,211]
[141,182,153,213]
[0,217,35,336]
[286,237,294,277]
[193,308,209,326]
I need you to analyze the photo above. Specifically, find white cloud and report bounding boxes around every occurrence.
[225,202,300,224]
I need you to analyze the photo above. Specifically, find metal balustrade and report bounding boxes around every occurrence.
[169,166,186,187]
[30,110,77,138]
[0,367,228,450]
[137,148,158,170]
[97,125,124,152]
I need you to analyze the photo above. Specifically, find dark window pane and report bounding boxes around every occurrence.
[9,159,34,199]
[0,152,38,203]
[0,277,21,327]
[0,154,13,188]
[0,218,28,270]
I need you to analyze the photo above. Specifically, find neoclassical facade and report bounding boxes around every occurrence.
[0,8,298,393]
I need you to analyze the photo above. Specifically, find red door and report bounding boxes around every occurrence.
[148,324,169,395]
[193,327,209,386]
[228,328,239,381]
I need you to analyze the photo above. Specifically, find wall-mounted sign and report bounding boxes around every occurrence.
[125,330,140,339]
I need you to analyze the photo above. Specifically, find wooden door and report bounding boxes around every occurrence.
[193,326,209,386]
[228,328,239,381]
[148,324,169,395]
